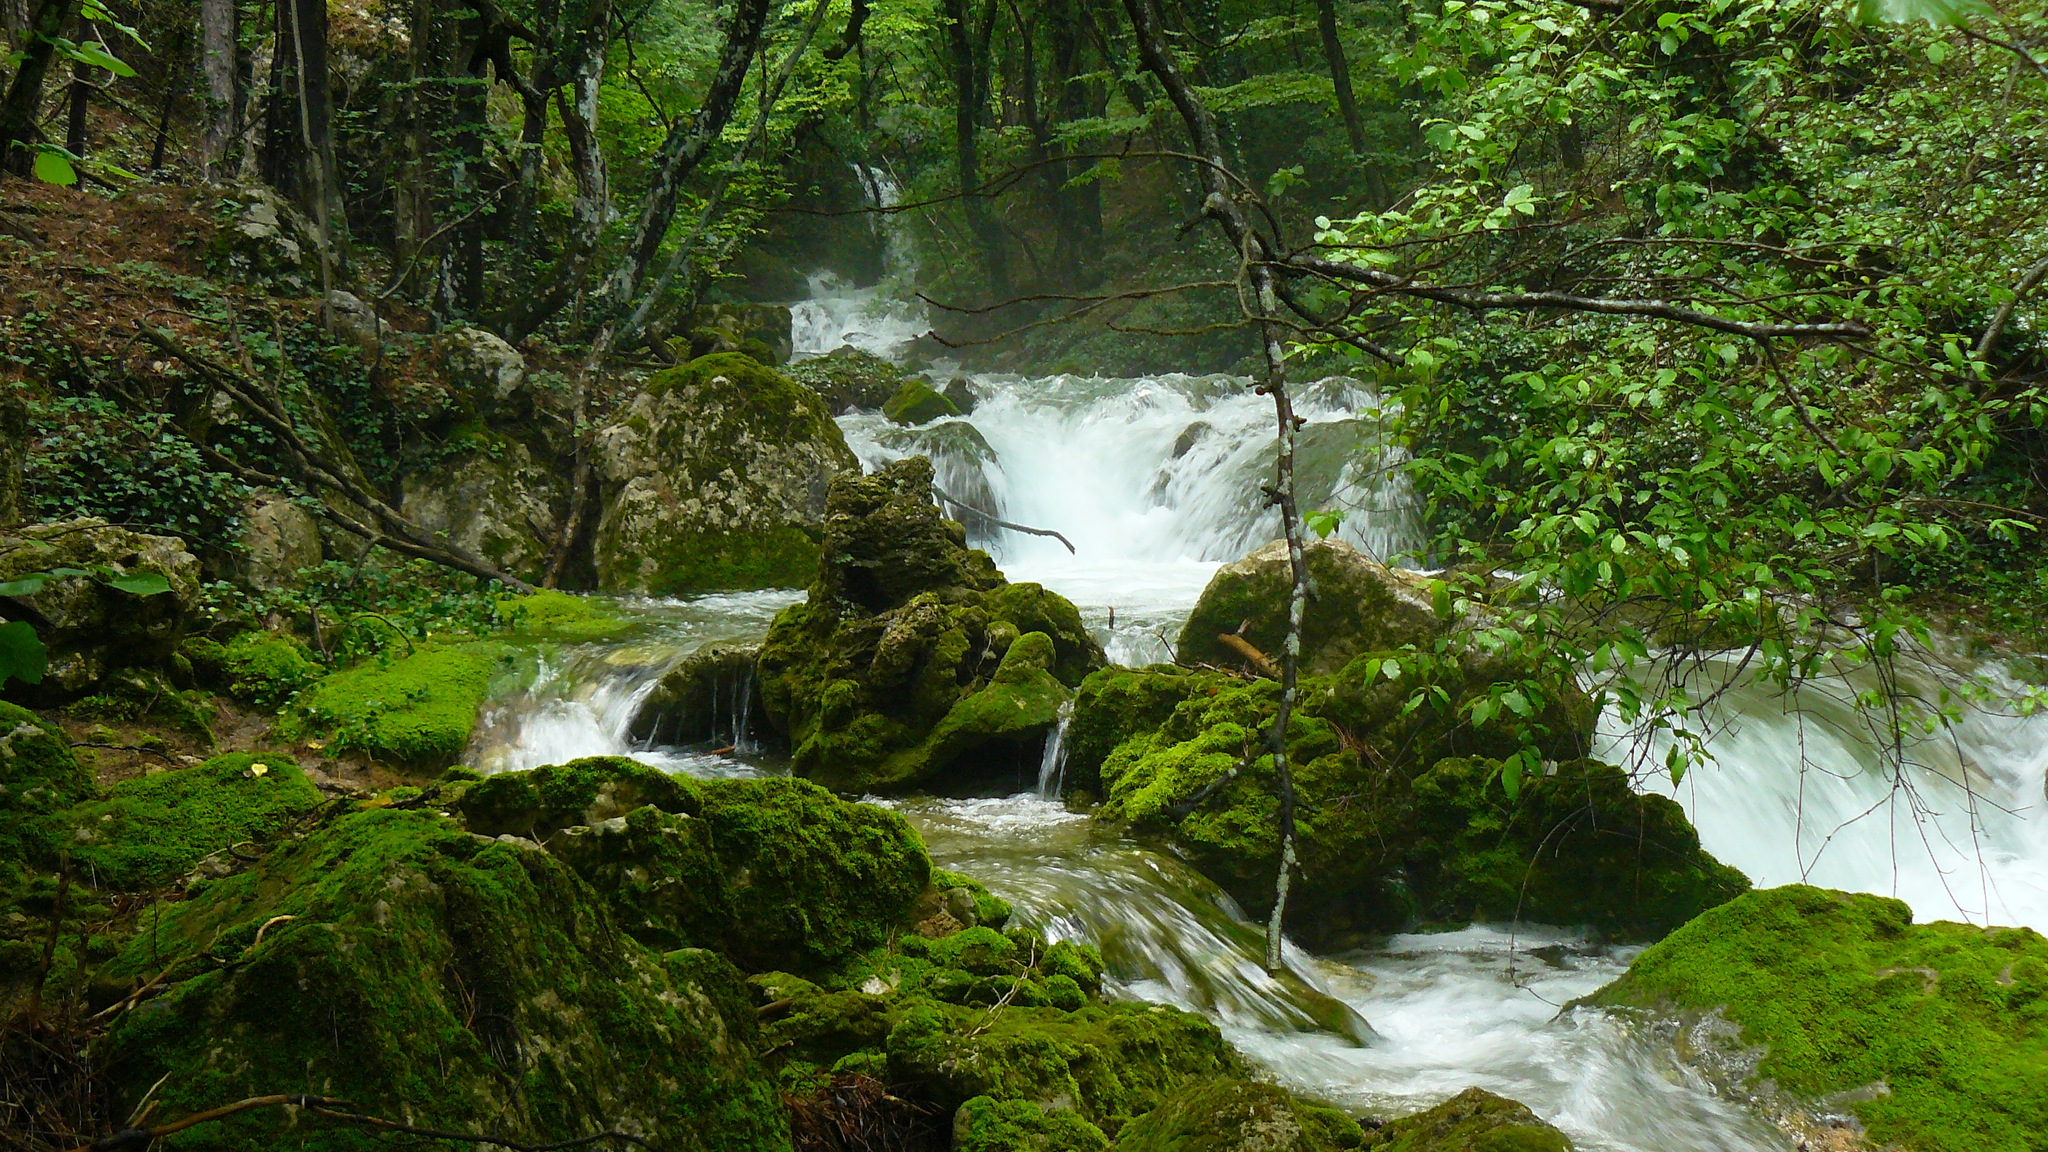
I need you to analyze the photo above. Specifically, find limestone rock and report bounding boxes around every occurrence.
[756,457,1106,793]
[942,376,978,415]
[884,379,960,425]
[207,186,320,294]
[237,490,321,590]
[0,520,201,704]
[324,289,391,357]
[591,353,858,595]
[435,325,530,419]
[1359,1088,1571,1151]
[787,345,910,413]
[399,433,563,584]
[627,640,765,747]
[1178,538,1439,677]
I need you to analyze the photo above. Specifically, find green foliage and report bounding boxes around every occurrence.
[1590,885,2048,1152]
[0,701,94,885]
[67,752,324,890]
[22,395,247,544]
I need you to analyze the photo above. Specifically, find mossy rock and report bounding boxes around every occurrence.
[1404,757,1748,937]
[0,701,94,884]
[788,345,910,413]
[66,752,323,890]
[757,458,1106,794]
[591,352,858,595]
[461,759,932,973]
[100,806,789,1151]
[1097,659,1721,945]
[1113,1078,1364,1151]
[931,866,1014,930]
[1360,1088,1570,1151]
[957,1096,1111,1152]
[1177,539,1439,677]
[66,667,216,740]
[627,640,766,746]
[884,379,961,425]
[1066,666,1229,795]
[220,630,322,710]
[1587,885,2048,1152]
[495,589,639,643]
[290,643,508,768]
[0,519,202,705]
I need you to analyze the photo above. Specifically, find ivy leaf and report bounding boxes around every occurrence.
[105,572,173,596]
[0,621,47,687]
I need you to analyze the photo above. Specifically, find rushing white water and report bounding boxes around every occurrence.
[788,166,928,361]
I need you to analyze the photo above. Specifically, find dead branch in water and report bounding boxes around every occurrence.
[930,485,1076,553]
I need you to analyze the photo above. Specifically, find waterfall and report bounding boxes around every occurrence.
[1036,699,1073,798]
[787,165,927,360]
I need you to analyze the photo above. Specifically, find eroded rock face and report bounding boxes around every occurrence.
[1178,538,1440,677]
[754,457,1106,793]
[435,325,531,419]
[1588,886,2048,1152]
[399,434,564,584]
[0,519,201,704]
[207,186,320,294]
[591,353,858,595]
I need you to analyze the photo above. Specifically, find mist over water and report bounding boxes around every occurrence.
[463,273,2048,1150]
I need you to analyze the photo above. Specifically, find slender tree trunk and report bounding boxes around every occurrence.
[945,0,1007,293]
[0,0,81,176]
[1313,0,1385,207]
[64,17,88,158]
[201,0,237,179]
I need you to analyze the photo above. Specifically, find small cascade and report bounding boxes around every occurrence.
[787,166,927,360]
[1036,698,1073,798]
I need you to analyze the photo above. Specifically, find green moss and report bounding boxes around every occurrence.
[495,590,638,643]
[883,379,962,425]
[1112,1078,1364,1151]
[67,752,324,890]
[291,643,507,767]
[101,807,789,1151]
[1587,885,2048,1152]
[1067,666,1227,795]
[1359,1088,1569,1151]
[221,630,322,710]
[787,345,909,412]
[933,866,1014,929]
[957,1096,1111,1152]
[1176,540,1441,677]
[1405,757,1748,937]
[0,701,94,884]
[625,521,827,598]
[458,755,692,839]
[68,668,216,739]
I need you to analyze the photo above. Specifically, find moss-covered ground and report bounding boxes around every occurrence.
[1588,885,2048,1152]
[287,641,511,767]
[67,751,324,889]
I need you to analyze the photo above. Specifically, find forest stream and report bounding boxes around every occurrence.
[450,281,2048,1152]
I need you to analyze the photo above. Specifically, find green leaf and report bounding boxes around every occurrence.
[1499,752,1524,801]
[32,149,77,187]
[0,576,50,597]
[1856,0,1989,25]
[105,572,173,596]
[1430,579,1453,619]
[0,620,47,687]
[1501,688,1533,717]
[1666,743,1688,786]
[62,40,135,76]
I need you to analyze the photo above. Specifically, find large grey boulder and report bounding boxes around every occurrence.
[237,491,322,590]
[1177,538,1439,677]
[207,187,320,294]
[0,520,202,703]
[399,434,565,585]
[435,325,531,420]
[590,353,857,595]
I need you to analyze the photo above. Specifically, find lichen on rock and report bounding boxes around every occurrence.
[753,457,1105,793]
[1587,885,2048,1152]
[1177,538,1440,676]
[591,353,858,595]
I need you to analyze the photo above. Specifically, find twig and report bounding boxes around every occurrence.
[931,485,1076,553]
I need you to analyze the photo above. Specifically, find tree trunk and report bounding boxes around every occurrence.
[200,0,237,179]
[64,18,88,159]
[0,0,80,176]
[945,0,1007,294]
[269,0,342,257]
[1313,0,1385,207]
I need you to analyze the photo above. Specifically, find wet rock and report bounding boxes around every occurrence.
[0,519,202,705]
[1359,1088,1571,1151]
[399,433,564,585]
[1178,538,1439,677]
[1114,1078,1365,1151]
[883,379,961,425]
[627,640,766,747]
[757,457,1106,793]
[1587,885,2048,1152]
[95,804,786,1152]
[237,490,321,590]
[591,353,858,595]
[1171,421,1210,459]
[787,345,910,413]
[943,375,978,415]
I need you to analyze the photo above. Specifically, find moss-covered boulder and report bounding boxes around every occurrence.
[289,643,509,768]
[1404,757,1748,938]
[884,379,961,425]
[67,752,325,890]
[399,431,565,585]
[0,519,202,705]
[1587,885,2048,1152]
[591,352,858,595]
[460,759,932,972]
[1177,539,1439,677]
[219,629,323,709]
[1360,1088,1571,1151]
[787,345,910,413]
[100,806,789,1151]
[1097,655,1725,945]
[957,1095,1112,1152]
[1065,665,1230,795]
[1113,1078,1364,1151]
[0,700,94,884]
[495,589,640,643]
[753,457,1106,793]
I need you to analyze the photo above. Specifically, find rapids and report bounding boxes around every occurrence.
[464,282,2048,1152]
